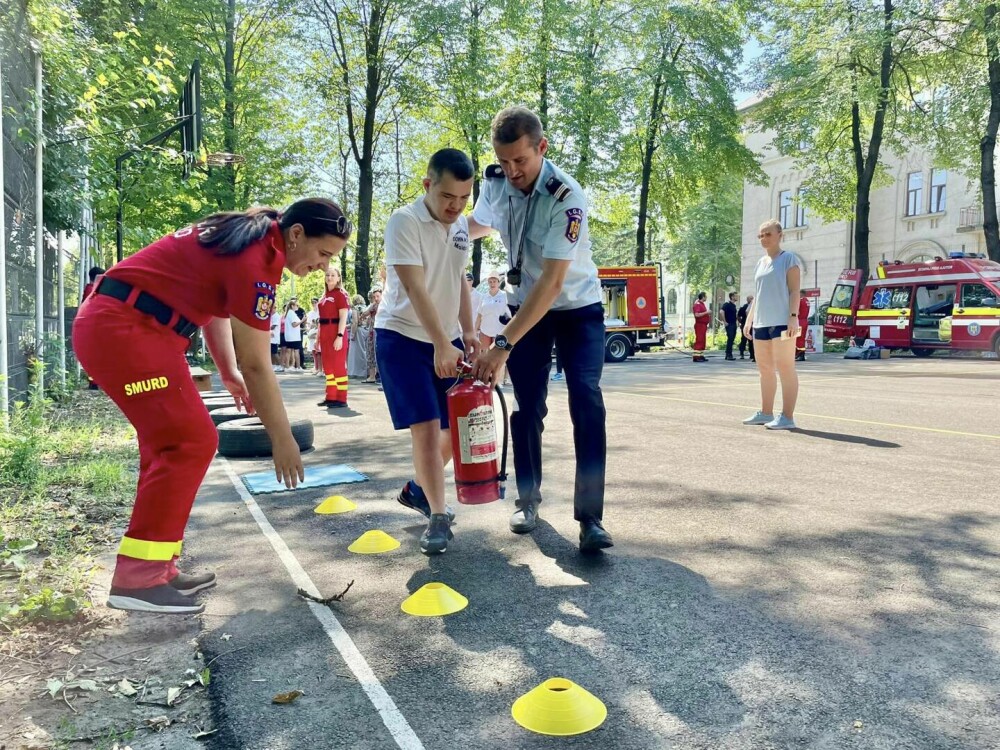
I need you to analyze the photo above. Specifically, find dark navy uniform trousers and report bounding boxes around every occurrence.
[507,302,606,522]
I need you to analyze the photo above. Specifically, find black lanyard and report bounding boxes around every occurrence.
[507,193,534,276]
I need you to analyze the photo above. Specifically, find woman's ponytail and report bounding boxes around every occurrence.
[196,198,351,256]
[197,206,280,255]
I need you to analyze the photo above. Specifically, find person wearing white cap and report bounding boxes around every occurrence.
[477,268,512,385]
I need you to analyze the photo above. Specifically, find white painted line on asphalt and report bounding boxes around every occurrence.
[220,458,425,750]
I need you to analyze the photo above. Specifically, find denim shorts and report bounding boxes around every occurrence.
[375,328,462,430]
[753,325,788,341]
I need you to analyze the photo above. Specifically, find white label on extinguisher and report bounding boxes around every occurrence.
[457,405,498,464]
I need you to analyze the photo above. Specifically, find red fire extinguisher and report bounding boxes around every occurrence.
[447,366,508,505]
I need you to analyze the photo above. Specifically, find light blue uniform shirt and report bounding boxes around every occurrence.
[753,251,803,328]
[472,159,601,311]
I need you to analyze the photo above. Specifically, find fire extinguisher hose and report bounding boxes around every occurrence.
[494,384,509,499]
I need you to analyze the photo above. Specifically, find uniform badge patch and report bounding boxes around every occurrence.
[564,208,583,243]
[254,281,276,321]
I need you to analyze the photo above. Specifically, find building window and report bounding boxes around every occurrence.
[666,288,677,315]
[795,188,808,227]
[930,169,946,213]
[906,172,923,216]
[778,190,792,229]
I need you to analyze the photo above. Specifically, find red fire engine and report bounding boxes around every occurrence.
[599,264,668,362]
[824,252,1000,357]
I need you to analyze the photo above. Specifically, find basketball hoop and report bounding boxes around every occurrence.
[206,152,246,167]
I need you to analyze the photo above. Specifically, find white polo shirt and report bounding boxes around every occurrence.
[375,195,471,344]
[269,311,281,345]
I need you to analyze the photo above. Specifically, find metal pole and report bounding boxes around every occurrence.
[34,50,44,395]
[57,231,65,388]
[115,155,125,263]
[0,51,9,424]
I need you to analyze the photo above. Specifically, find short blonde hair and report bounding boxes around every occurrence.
[759,219,783,234]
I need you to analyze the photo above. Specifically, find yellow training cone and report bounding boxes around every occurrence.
[511,677,607,736]
[348,530,400,554]
[314,495,357,514]
[400,583,468,617]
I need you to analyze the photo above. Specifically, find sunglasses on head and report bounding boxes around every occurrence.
[318,215,352,237]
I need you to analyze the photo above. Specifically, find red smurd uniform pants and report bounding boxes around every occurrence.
[320,321,349,404]
[693,322,708,352]
[796,315,808,352]
[72,294,218,589]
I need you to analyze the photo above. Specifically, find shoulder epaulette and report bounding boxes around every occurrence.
[485,164,505,179]
[544,176,572,202]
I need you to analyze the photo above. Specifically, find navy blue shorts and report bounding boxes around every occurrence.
[753,325,789,341]
[375,328,462,430]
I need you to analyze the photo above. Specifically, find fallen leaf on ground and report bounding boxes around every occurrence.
[220,633,232,641]
[47,679,64,698]
[853,720,864,730]
[191,728,217,740]
[198,667,211,686]
[117,679,138,697]
[59,645,81,655]
[272,690,304,704]
[145,715,170,731]
[166,686,183,705]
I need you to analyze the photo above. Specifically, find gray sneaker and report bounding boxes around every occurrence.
[742,411,774,426]
[765,414,797,430]
[420,514,454,555]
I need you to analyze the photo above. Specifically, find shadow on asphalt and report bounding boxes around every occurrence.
[393,512,1000,749]
[791,429,901,448]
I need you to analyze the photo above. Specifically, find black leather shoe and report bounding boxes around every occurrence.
[509,503,539,534]
[317,399,331,407]
[579,519,613,553]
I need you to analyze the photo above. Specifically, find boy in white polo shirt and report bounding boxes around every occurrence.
[375,148,479,555]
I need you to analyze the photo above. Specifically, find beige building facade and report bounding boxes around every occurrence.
[740,104,989,308]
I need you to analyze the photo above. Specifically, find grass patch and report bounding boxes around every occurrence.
[0,378,136,624]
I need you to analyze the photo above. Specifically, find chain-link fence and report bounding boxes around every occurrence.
[2,0,62,404]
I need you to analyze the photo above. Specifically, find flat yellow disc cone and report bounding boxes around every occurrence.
[511,677,607,736]
[348,530,400,554]
[400,582,468,617]
[314,495,357,514]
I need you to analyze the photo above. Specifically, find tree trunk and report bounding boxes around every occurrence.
[982,3,1000,261]
[850,1,894,279]
[538,0,550,130]
[637,48,668,265]
[221,0,238,211]
[575,5,601,183]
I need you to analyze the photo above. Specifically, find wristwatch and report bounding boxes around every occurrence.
[494,334,514,352]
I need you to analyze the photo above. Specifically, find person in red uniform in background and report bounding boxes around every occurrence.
[72,199,351,614]
[795,292,810,361]
[692,291,710,362]
[317,266,351,408]
[79,267,106,389]
[82,266,104,302]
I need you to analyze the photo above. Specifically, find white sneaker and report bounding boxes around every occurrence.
[742,411,773,426]
[273,365,285,373]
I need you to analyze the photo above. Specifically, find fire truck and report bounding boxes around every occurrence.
[599,264,668,362]
[824,252,1000,357]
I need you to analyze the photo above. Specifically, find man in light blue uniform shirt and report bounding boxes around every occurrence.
[469,106,612,553]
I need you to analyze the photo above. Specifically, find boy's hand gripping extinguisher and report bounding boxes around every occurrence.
[446,364,509,505]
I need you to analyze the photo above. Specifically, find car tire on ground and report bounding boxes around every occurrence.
[217,417,314,458]
[911,347,933,358]
[210,406,254,427]
[604,333,632,363]
[202,396,238,411]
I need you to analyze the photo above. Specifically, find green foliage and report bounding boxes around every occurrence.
[0,389,135,625]
[665,174,744,294]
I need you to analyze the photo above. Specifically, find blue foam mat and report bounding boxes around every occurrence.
[240,464,369,494]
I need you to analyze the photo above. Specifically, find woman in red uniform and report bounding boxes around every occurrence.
[72,198,351,614]
[317,266,351,408]
[692,291,710,362]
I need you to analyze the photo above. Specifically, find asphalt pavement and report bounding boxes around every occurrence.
[187,351,1000,750]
